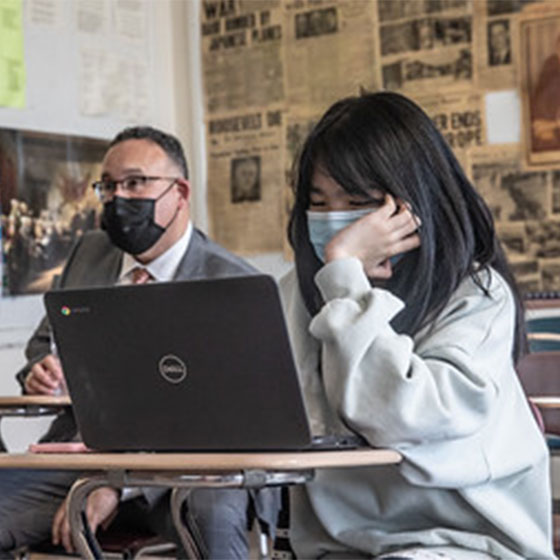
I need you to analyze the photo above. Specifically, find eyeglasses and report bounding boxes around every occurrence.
[91,175,178,201]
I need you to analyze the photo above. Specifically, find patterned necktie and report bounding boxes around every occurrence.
[131,267,152,285]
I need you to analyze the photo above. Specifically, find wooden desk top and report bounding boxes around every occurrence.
[0,395,71,407]
[0,448,401,471]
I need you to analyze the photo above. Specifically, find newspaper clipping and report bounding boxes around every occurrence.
[474,0,538,90]
[416,91,486,170]
[206,107,285,254]
[518,3,560,169]
[469,146,560,292]
[281,110,322,258]
[375,0,474,95]
[201,0,284,114]
[283,0,378,111]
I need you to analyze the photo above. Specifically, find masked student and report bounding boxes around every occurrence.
[279,91,554,560]
[0,126,279,558]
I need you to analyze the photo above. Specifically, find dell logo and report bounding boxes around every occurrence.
[158,355,187,384]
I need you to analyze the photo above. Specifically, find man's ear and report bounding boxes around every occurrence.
[176,178,191,205]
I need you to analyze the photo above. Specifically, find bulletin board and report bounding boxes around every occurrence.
[0,0,157,139]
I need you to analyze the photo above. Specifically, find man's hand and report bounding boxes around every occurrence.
[52,487,119,553]
[25,354,67,395]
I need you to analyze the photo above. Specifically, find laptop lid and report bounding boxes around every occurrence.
[44,275,317,452]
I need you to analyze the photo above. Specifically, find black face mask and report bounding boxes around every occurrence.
[101,183,178,255]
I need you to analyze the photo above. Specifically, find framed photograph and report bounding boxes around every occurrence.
[0,129,107,296]
[519,8,560,168]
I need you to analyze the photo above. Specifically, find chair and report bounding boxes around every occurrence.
[517,300,560,554]
[517,344,560,437]
[15,532,176,559]
[270,487,295,560]
[518,305,560,438]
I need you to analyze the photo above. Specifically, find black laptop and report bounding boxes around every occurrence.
[44,275,365,452]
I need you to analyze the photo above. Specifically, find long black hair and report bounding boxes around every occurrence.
[288,91,527,362]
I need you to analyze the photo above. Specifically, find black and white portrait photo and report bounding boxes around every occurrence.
[488,20,511,66]
[230,156,261,203]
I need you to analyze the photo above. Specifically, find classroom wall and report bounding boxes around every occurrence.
[0,0,518,450]
[0,0,180,449]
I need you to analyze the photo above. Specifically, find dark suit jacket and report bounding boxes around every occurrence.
[16,227,257,443]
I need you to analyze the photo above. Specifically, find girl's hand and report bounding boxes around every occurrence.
[324,195,421,279]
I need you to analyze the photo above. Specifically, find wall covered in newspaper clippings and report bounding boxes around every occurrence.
[201,0,286,255]
[206,107,285,254]
[474,0,538,90]
[200,0,560,295]
[374,0,474,94]
[201,0,284,115]
[468,146,560,293]
[282,109,321,259]
[415,91,486,172]
[283,0,379,109]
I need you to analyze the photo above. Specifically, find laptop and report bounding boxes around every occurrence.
[44,275,365,452]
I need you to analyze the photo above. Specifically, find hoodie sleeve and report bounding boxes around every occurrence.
[309,257,512,450]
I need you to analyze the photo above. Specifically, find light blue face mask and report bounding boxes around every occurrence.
[307,208,404,264]
[307,208,374,262]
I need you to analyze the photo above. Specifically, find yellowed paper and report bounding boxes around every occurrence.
[0,0,25,108]
[201,0,284,114]
[415,91,486,171]
[473,0,541,90]
[374,0,474,95]
[283,0,379,112]
[469,145,560,293]
[281,109,324,259]
[206,107,285,254]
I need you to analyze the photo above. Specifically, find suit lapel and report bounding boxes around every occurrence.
[173,228,204,281]
[89,246,123,287]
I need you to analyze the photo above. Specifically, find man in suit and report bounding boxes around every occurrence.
[0,126,279,558]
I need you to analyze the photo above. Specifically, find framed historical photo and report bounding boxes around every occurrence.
[519,5,560,169]
[0,129,107,296]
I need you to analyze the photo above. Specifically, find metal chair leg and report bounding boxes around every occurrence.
[170,487,203,559]
[257,523,270,560]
